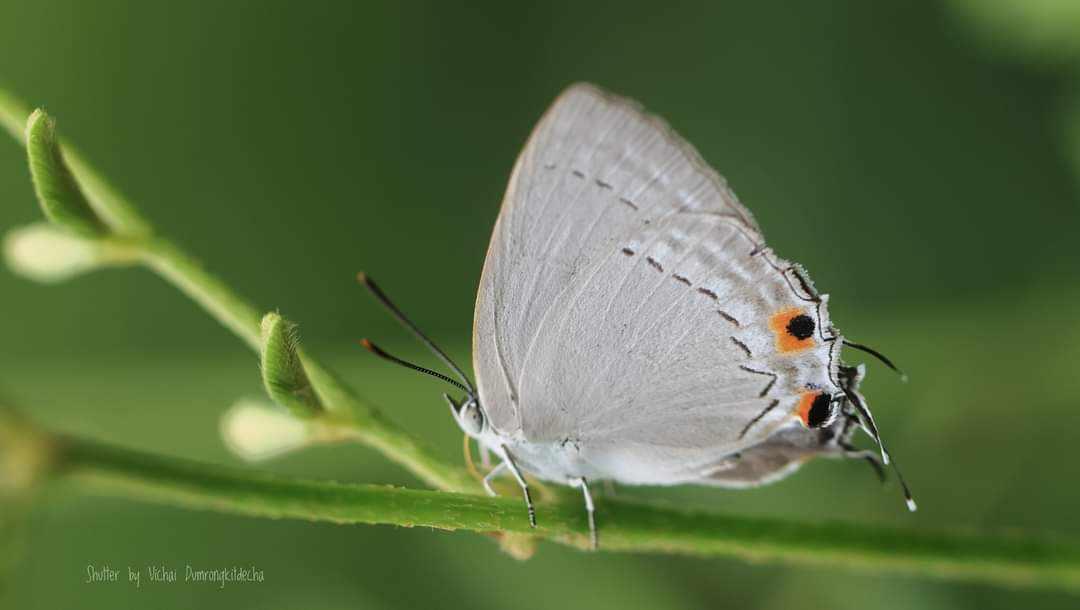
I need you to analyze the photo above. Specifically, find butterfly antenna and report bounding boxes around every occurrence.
[359,339,472,395]
[843,340,907,382]
[358,272,476,394]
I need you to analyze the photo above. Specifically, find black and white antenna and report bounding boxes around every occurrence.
[357,273,476,397]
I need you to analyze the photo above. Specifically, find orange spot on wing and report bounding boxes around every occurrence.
[769,307,814,353]
[794,391,822,428]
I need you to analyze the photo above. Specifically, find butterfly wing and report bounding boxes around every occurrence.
[473,84,847,485]
[701,425,846,488]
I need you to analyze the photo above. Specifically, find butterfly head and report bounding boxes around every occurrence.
[444,393,488,438]
[358,273,492,439]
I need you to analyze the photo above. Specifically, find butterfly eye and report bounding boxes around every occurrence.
[797,392,834,428]
[458,399,485,436]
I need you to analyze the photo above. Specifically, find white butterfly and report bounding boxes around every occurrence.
[362,83,913,549]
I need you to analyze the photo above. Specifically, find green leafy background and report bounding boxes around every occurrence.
[2,1,1079,608]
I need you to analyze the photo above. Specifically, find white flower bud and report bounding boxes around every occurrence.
[2,223,133,283]
[220,399,312,462]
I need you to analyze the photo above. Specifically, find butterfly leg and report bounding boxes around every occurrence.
[482,461,507,496]
[843,442,916,510]
[500,445,537,528]
[839,442,885,482]
[569,477,598,550]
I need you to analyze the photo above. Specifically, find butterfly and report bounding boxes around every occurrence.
[361,83,913,549]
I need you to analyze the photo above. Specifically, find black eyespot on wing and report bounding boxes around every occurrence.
[786,314,815,340]
[807,393,832,428]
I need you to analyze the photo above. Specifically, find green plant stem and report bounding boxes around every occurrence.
[133,237,476,493]
[55,432,1080,592]
[136,238,264,351]
[135,240,476,493]
[0,89,31,144]
[0,88,478,495]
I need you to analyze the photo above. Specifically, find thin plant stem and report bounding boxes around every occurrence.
[54,431,1080,592]
[136,238,264,351]
[0,90,479,495]
[134,237,477,493]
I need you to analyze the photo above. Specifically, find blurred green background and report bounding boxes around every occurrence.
[2,1,1080,608]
